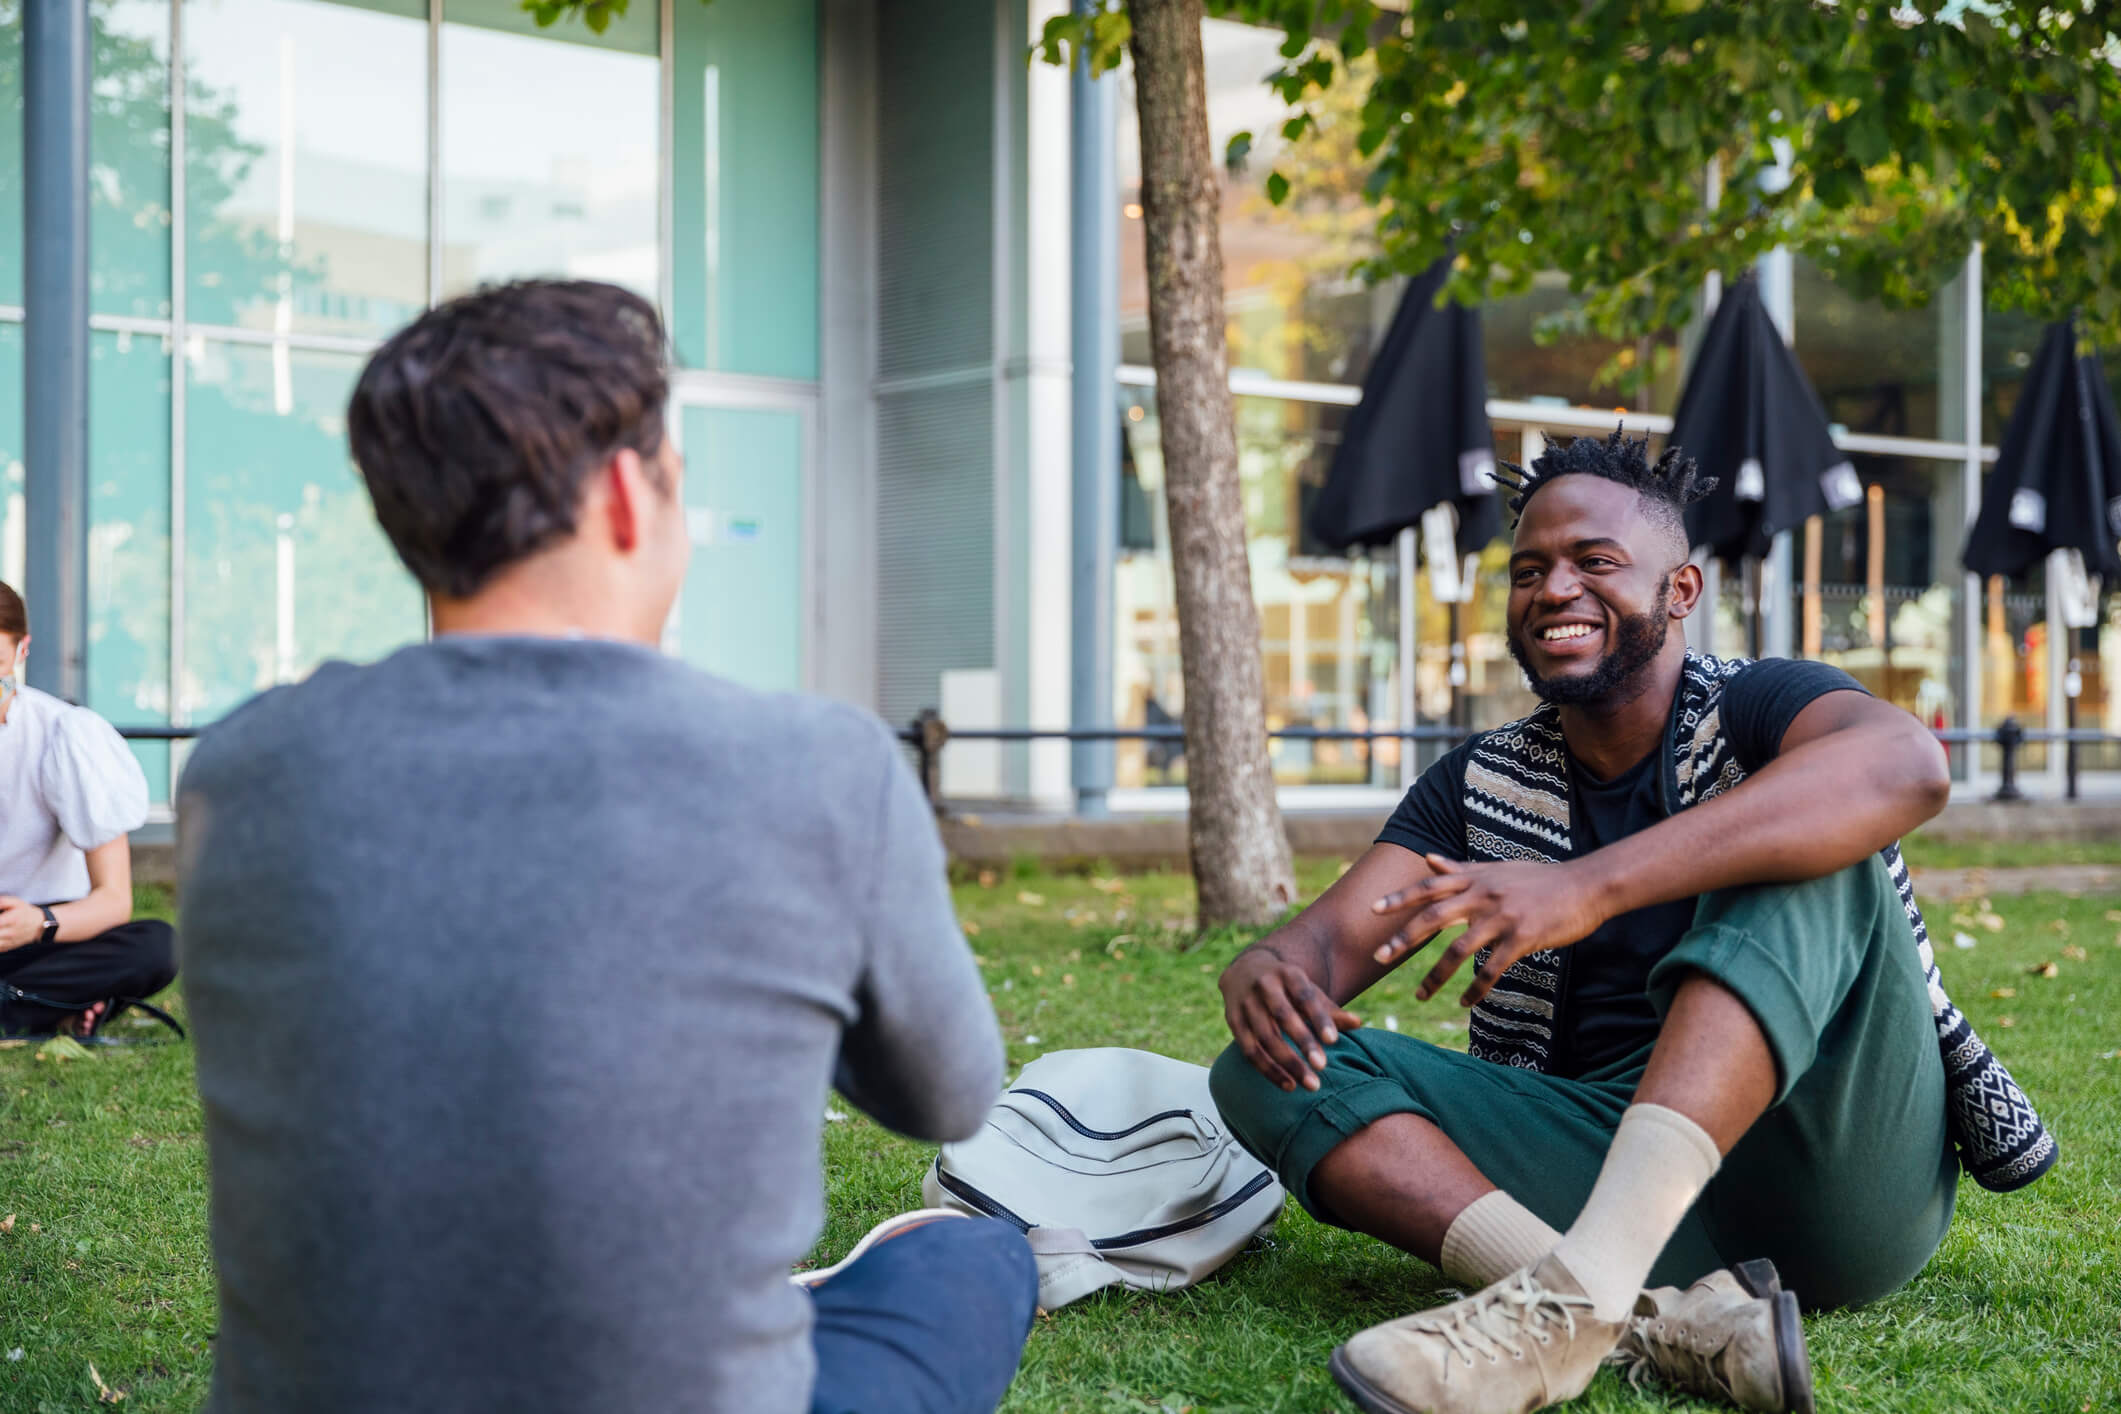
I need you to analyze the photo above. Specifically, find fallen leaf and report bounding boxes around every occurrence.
[1980,913,2006,932]
[28,1223,39,1233]
[2106,910,2121,923]
[1029,964,1043,977]
[0,1039,25,1051]
[962,921,981,936]
[1198,963,1212,973]
[1996,1016,2016,1029]
[1991,988,2017,999]
[2063,945,2088,962]
[1016,891,1046,907]
[1062,974,1076,986]
[2029,961,2060,978]
[977,870,997,889]
[1090,876,1125,894]
[89,1362,124,1402]
[33,1035,92,1063]
[1066,949,1082,962]
[2048,919,2072,935]
[0,1214,12,1233]
[1953,931,1979,950]
[1105,935,1135,956]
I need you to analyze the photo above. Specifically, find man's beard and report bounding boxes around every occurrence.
[1508,577,1672,707]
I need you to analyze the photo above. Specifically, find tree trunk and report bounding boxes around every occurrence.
[1128,0,1294,927]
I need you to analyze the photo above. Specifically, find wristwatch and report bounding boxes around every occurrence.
[37,905,58,944]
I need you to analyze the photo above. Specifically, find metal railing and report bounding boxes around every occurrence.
[114,716,2121,806]
[894,714,2121,807]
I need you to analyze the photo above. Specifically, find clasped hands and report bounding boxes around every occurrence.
[1221,856,1609,1093]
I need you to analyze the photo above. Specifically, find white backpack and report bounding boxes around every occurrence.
[921,1047,1286,1310]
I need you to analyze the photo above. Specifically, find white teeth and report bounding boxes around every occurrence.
[1541,624,1595,641]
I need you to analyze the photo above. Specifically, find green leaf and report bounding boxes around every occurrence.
[1265,171,1291,205]
[1224,131,1253,174]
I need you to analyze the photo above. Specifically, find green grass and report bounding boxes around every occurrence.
[1897,834,2121,873]
[5,875,2119,1412]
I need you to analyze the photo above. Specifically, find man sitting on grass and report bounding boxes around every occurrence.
[1210,431,2053,1414]
[178,280,1036,1414]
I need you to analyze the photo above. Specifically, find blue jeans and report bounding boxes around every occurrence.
[807,1217,1039,1414]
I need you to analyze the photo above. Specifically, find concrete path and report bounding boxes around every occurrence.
[1909,865,2121,899]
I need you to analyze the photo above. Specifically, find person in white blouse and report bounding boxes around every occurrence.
[0,582,176,1039]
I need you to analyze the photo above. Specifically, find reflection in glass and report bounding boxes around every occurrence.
[670,404,805,693]
[0,5,19,307]
[1115,390,1408,788]
[440,0,658,299]
[672,0,819,378]
[183,340,422,721]
[1483,275,1682,413]
[93,0,175,319]
[1791,257,1939,441]
[1783,457,1963,736]
[0,324,22,591]
[184,0,429,337]
[89,330,173,799]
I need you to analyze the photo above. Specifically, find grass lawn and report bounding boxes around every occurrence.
[4,869,2118,1413]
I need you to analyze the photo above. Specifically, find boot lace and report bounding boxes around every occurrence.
[1610,1315,1736,1400]
[1411,1271,1597,1378]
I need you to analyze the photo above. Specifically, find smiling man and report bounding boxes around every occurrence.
[1209,431,2051,1414]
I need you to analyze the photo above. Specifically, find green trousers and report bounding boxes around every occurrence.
[1209,857,1958,1310]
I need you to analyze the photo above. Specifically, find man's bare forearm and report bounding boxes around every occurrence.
[1582,718,1948,921]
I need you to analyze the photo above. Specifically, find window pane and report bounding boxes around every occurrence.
[1484,276,1682,415]
[89,329,172,800]
[1115,389,1409,788]
[1791,257,1940,441]
[440,0,658,299]
[1118,21,1389,387]
[184,0,429,336]
[0,323,21,585]
[0,4,18,308]
[672,0,818,378]
[670,403,805,693]
[95,0,174,318]
[1784,457,1965,731]
[183,339,422,721]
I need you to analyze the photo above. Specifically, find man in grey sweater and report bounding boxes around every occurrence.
[178,280,1035,1414]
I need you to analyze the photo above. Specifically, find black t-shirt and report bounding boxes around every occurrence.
[1378,658,1866,1077]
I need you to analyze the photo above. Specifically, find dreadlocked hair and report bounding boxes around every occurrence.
[1490,427,1716,520]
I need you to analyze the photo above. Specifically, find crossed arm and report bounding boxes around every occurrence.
[1218,690,1951,1092]
[0,838,135,953]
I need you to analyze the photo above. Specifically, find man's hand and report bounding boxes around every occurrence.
[0,895,45,952]
[1370,856,1610,1007]
[1218,947,1362,1094]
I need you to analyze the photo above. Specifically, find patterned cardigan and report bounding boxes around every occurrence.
[1458,650,2057,1193]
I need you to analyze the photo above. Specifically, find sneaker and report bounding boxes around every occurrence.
[789,1208,968,1289]
[1610,1258,1813,1413]
[1329,1252,1627,1414]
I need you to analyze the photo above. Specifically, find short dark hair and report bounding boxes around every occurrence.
[347,280,671,598]
[0,580,24,640]
[1493,428,1715,552]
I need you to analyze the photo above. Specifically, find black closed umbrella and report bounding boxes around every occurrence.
[1675,273,1864,566]
[1963,318,2121,586]
[1306,256,1500,569]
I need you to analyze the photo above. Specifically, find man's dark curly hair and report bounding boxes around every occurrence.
[1492,428,1716,556]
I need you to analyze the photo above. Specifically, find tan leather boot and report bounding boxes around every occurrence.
[1329,1252,1628,1414]
[1610,1258,1814,1413]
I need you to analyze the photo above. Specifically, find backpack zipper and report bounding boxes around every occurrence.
[1009,1087,1196,1142]
[932,1163,1276,1250]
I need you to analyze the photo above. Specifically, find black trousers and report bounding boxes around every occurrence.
[0,919,178,1036]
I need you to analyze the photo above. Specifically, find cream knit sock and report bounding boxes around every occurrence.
[1549,1103,1723,1321]
[1438,1190,1562,1288]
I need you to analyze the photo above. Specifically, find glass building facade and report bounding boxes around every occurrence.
[1108,14,2121,799]
[5,2,2114,813]
[0,0,824,806]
